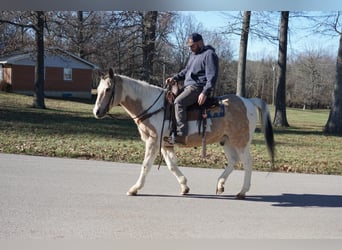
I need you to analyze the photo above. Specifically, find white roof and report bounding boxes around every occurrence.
[0,48,99,69]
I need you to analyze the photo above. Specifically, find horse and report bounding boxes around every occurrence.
[93,68,275,199]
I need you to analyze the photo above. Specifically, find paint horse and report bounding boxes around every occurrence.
[93,68,275,198]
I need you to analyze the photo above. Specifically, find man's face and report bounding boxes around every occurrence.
[188,39,202,53]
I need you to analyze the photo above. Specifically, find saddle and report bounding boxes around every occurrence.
[165,81,225,157]
[165,80,223,120]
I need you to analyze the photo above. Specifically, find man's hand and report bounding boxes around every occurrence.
[198,93,207,106]
[165,77,176,85]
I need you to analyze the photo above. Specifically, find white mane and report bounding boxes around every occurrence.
[117,75,165,117]
[119,75,164,100]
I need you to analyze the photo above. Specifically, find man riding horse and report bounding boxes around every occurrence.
[165,33,219,145]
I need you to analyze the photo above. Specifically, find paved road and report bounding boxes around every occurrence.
[0,153,341,239]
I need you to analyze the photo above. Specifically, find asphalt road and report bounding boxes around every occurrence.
[0,153,341,239]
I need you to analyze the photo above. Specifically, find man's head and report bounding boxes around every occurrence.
[187,33,204,53]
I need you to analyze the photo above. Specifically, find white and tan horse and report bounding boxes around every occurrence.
[93,68,275,198]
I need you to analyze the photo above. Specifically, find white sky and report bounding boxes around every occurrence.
[183,11,340,60]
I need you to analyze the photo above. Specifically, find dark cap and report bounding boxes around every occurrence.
[187,33,203,46]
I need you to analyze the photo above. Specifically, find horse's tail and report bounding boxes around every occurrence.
[249,98,275,167]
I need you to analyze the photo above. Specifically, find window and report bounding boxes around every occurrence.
[63,68,72,81]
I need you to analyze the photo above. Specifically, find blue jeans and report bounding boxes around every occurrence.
[174,85,203,136]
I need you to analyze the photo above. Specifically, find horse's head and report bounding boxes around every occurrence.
[93,68,118,119]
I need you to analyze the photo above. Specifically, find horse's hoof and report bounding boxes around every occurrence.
[181,186,190,195]
[216,187,224,195]
[236,193,246,200]
[127,190,138,196]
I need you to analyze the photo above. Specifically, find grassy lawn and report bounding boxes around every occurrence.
[0,92,341,175]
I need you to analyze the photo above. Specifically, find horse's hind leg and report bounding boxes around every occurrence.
[127,139,158,196]
[161,146,190,195]
[236,148,253,199]
[216,143,239,195]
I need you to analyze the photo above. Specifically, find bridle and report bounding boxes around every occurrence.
[104,75,165,123]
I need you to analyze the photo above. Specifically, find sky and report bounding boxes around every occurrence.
[2,0,342,12]
[183,11,340,60]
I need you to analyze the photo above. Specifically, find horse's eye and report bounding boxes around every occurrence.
[105,87,111,93]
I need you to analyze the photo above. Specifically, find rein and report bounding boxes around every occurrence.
[106,77,165,122]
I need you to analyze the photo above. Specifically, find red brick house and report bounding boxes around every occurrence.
[0,48,98,99]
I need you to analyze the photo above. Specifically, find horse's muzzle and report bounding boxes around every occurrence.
[93,107,104,119]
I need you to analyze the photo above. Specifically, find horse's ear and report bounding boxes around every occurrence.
[108,68,114,79]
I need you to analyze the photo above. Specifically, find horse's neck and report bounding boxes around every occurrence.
[120,76,164,118]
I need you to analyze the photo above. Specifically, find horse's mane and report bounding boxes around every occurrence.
[119,75,165,97]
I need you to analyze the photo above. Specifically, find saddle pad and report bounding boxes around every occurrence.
[187,104,225,121]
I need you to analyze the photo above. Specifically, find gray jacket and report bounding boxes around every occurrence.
[173,45,219,95]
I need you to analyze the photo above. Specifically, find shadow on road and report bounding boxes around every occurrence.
[137,193,342,208]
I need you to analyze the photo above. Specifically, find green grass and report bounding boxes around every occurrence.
[0,91,341,175]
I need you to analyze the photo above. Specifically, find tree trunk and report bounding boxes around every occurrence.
[142,11,158,83]
[77,11,85,59]
[236,11,251,97]
[273,11,289,127]
[32,11,46,109]
[324,32,342,134]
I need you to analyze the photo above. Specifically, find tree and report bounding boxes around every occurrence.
[171,13,204,71]
[273,11,290,127]
[287,49,334,109]
[236,11,251,97]
[325,30,342,134]
[318,12,342,134]
[296,11,342,133]
[0,15,33,55]
[152,12,175,82]
[0,11,46,108]
[141,11,158,83]
[46,11,102,60]
[33,11,45,109]
[245,59,274,102]
[222,11,278,98]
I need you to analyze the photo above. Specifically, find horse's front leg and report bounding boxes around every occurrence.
[127,139,158,196]
[161,146,190,195]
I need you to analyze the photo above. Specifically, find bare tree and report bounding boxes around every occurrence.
[141,11,158,83]
[325,29,342,134]
[287,49,334,109]
[33,11,45,109]
[46,11,102,60]
[222,11,278,98]
[0,11,46,108]
[246,59,274,102]
[152,11,177,85]
[171,13,204,71]
[76,11,85,58]
[236,11,251,97]
[300,11,342,133]
[273,11,290,127]
[0,13,34,55]
[322,12,342,134]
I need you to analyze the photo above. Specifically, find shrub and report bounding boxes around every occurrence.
[0,80,12,92]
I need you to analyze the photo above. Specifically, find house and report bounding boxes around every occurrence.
[0,48,99,99]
